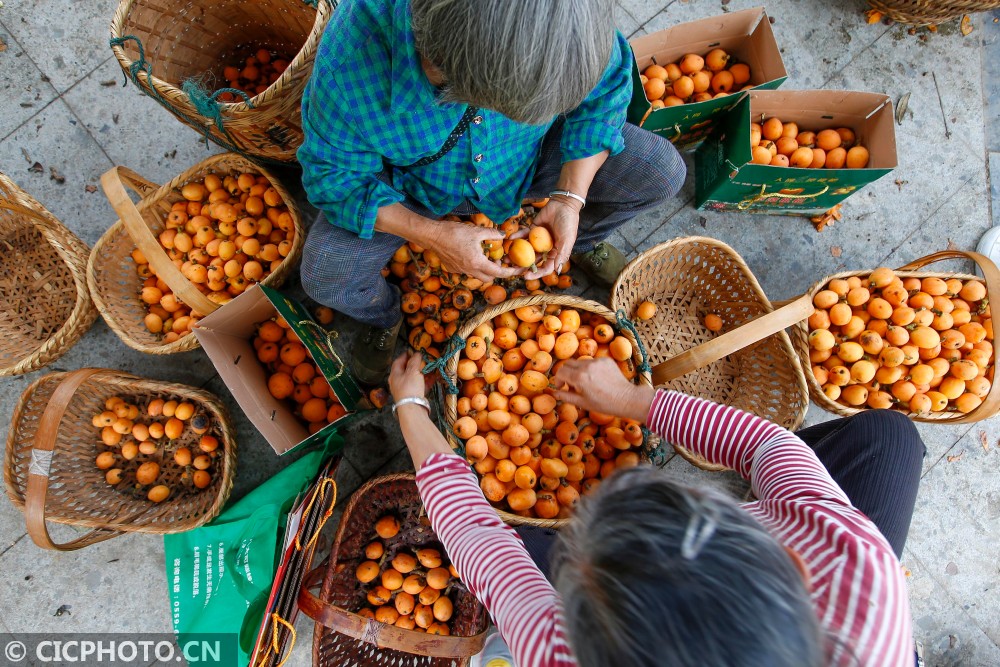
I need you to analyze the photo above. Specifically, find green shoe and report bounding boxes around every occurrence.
[352,319,403,386]
[571,241,627,287]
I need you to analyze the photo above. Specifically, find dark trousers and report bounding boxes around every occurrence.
[299,120,686,328]
[519,410,926,577]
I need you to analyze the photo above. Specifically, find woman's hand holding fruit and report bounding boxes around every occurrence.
[552,357,655,425]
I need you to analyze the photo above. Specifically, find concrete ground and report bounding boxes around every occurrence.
[1,0,999,665]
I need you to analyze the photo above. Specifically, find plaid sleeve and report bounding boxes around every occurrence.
[559,31,632,162]
[298,78,406,240]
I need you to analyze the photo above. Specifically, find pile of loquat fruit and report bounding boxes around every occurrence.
[750,118,870,169]
[641,48,753,108]
[217,48,291,102]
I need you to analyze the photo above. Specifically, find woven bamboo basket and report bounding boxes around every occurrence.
[299,473,488,666]
[88,153,303,354]
[0,173,98,376]
[109,0,333,163]
[442,294,658,529]
[791,250,1000,423]
[610,237,812,472]
[868,0,1000,25]
[4,368,236,551]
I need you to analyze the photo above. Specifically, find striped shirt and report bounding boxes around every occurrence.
[415,390,913,667]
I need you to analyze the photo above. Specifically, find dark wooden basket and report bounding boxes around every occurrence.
[300,473,488,666]
[869,0,1000,25]
[4,368,236,551]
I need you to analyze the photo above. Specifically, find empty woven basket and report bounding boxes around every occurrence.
[0,173,97,376]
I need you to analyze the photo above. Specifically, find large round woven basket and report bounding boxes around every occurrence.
[300,473,488,666]
[442,294,658,529]
[109,0,333,163]
[4,368,237,551]
[87,153,303,354]
[790,250,1000,424]
[868,0,1000,24]
[610,237,810,471]
[0,173,98,376]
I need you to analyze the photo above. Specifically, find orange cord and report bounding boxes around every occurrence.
[270,612,296,667]
[294,478,337,552]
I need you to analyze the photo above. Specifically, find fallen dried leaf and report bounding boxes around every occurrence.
[85,184,97,194]
[831,246,842,258]
[0,37,6,53]
[896,92,910,125]
[28,162,43,174]
[100,80,117,87]
[53,604,72,617]
[947,238,959,251]
[20,147,31,163]
[49,167,65,184]
[810,204,843,232]
[947,451,964,463]
[894,179,909,191]
[961,15,974,36]
[979,430,989,452]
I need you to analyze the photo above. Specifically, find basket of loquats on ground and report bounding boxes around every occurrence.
[792,251,1000,423]
[4,368,236,551]
[0,173,98,376]
[299,474,488,666]
[610,237,812,472]
[867,0,1000,26]
[87,153,303,354]
[442,294,659,528]
[110,0,332,162]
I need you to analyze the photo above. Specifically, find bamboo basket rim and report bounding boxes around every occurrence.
[793,254,1000,423]
[867,0,1000,25]
[0,173,98,376]
[109,0,331,114]
[310,472,488,660]
[442,294,657,530]
[86,152,304,355]
[610,236,810,470]
[4,368,237,534]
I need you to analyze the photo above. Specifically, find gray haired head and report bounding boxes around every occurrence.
[553,467,823,667]
[410,0,617,125]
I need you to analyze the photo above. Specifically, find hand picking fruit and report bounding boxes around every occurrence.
[387,337,916,667]
[299,4,685,385]
[641,48,753,108]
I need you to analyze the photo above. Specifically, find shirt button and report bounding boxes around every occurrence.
[473,115,483,125]
[474,153,483,162]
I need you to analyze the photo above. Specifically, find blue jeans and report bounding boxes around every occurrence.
[299,120,686,328]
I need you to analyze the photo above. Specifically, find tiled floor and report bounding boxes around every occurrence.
[1,1,999,665]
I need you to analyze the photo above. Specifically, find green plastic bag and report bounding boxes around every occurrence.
[164,445,335,666]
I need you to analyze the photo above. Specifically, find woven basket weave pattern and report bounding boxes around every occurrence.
[110,0,331,162]
[87,153,303,354]
[5,370,236,534]
[314,474,487,667]
[0,173,97,376]
[610,237,809,459]
[868,0,1000,24]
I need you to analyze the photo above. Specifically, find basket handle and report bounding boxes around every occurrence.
[100,166,219,316]
[651,294,815,385]
[297,567,487,659]
[24,368,128,551]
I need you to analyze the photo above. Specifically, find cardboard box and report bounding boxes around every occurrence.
[627,7,787,151]
[694,89,897,214]
[194,285,366,455]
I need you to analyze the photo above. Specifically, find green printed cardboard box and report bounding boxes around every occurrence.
[695,89,897,214]
[627,7,787,151]
[193,284,366,455]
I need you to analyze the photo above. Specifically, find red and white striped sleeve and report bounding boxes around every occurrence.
[416,452,577,667]
[647,389,850,505]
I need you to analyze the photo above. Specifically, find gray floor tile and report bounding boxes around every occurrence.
[983,11,1000,153]
[907,431,1000,647]
[0,97,115,247]
[614,3,642,38]
[0,26,60,142]
[905,550,1000,667]
[991,151,1000,227]
[61,57,221,185]
[1,0,120,93]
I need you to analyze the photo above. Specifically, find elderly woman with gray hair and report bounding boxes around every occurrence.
[387,353,923,667]
[298,0,685,384]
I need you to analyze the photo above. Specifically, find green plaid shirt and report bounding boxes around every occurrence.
[298,0,633,239]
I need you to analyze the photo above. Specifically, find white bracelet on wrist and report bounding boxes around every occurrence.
[392,396,431,415]
[549,189,586,209]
